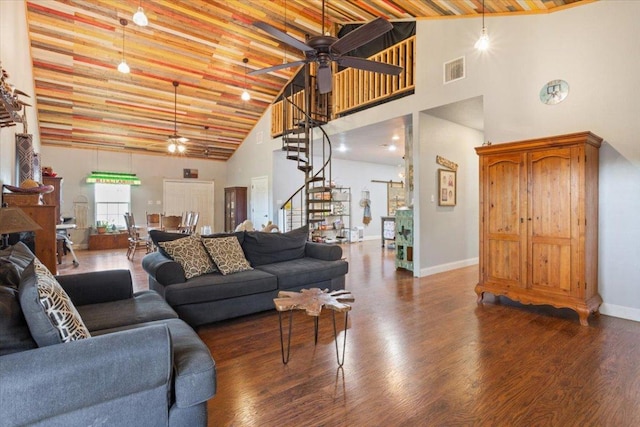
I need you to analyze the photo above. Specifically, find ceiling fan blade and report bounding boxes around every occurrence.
[317,66,332,94]
[338,56,403,75]
[253,21,314,53]
[330,17,393,55]
[248,60,308,76]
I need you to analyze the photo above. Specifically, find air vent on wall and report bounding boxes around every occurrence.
[444,56,465,84]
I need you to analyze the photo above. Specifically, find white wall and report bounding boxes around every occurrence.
[0,0,40,186]
[41,146,228,246]
[418,114,481,275]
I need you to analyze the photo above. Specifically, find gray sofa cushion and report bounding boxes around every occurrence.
[93,318,216,408]
[242,226,308,266]
[77,290,178,332]
[0,242,35,288]
[256,257,349,289]
[163,269,277,306]
[0,285,37,355]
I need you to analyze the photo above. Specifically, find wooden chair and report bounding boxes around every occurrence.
[146,212,163,231]
[163,215,182,232]
[124,212,151,260]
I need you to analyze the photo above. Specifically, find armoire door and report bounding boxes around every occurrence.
[527,147,578,297]
[482,153,527,289]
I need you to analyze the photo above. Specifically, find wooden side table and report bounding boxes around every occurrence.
[273,288,354,367]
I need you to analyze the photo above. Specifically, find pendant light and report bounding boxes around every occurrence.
[241,58,251,101]
[475,0,490,51]
[168,81,187,154]
[132,1,148,27]
[117,18,130,73]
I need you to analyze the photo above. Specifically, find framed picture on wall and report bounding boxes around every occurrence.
[438,169,456,206]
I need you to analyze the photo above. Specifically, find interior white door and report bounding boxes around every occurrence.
[163,179,215,231]
[250,176,269,229]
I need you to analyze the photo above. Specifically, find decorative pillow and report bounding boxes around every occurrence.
[0,242,36,288]
[149,229,190,258]
[242,225,308,266]
[202,236,253,275]
[19,259,91,347]
[157,233,216,279]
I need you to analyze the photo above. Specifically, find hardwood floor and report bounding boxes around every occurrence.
[60,242,640,426]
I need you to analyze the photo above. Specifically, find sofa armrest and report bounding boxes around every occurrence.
[305,241,343,261]
[142,251,186,286]
[55,269,133,306]
[0,325,172,427]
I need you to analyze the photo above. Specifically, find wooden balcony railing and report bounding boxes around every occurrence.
[333,35,415,116]
[271,36,415,137]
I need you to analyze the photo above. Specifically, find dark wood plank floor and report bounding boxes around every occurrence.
[60,242,640,426]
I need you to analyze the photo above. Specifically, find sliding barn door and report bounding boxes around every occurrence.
[163,179,215,231]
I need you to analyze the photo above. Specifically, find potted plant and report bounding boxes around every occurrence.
[96,220,108,234]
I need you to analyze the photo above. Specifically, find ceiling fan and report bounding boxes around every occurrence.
[249,3,403,94]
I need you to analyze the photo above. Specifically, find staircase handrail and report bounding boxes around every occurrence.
[279,94,333,212]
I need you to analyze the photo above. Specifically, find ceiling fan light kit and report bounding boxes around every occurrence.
[168,81,188,154]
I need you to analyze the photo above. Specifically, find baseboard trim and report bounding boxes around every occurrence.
[420,258,478,277]
[600,303,640,323]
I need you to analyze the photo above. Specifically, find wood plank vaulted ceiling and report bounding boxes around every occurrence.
[24,0,589,161]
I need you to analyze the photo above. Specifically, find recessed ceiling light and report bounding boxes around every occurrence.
[338,143,347,152]
[392,135,400,141]
[388,144,397,152]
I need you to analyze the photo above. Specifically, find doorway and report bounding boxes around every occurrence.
[250,176,269,229]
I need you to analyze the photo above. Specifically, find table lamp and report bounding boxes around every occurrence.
[0,204,42,249]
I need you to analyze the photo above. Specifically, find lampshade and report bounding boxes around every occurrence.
[117,59,130,73]
[132,6,148,27]
[0,207,42,234]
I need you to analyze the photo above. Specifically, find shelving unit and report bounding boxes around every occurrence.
[395,208,413,271]
[381,216,395,248]
[310,187,351,243]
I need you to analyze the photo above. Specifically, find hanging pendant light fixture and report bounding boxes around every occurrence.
[168,81,188,154]
[117,18,130,73]
[475,0,490,51]
[241,58,251,101]
[132,1,148,27]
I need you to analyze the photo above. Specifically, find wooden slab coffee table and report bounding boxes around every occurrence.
[274,288,354,367]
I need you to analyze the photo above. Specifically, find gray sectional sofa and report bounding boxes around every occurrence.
[0,243,216,427]
[142,227,349,327]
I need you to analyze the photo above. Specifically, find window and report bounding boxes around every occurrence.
[95,183,130,228]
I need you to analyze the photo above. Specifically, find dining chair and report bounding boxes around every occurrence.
[124,212,151,260]
[163,215,182,232]
[146,212,163,231]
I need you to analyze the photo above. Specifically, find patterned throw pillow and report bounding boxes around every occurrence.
[19,259,91,346]
[158,233,216,279]
[202,236,253,276]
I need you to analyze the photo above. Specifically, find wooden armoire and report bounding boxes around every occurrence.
[475,132,602,326]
